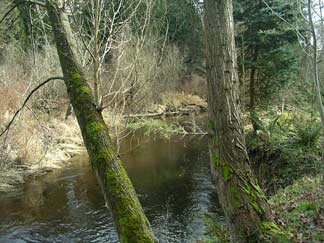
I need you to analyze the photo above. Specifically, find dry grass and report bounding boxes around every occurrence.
[0,108,84,191]
[0,45,80,191]
[0,37,205,191]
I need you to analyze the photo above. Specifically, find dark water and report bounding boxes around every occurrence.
[0,132,221,243]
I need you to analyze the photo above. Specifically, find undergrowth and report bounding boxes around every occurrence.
[270,176,324,243]
[203,176,324,243]
[247,110,322,192]
[203,214,230,243]
[203,109,324,243]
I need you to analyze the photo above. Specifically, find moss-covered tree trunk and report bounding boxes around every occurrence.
[204,0,290,242]
[46,1,156,243]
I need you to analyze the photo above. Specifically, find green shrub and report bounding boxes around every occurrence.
[247,111,322,191]
[292,122,321,147]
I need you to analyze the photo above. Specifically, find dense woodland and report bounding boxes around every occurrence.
[1,0,324,242]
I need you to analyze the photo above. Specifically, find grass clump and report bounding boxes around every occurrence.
[203,214,230,243]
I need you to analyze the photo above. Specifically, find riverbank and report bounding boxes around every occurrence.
[204,176,324,243]
[0,93,207,192]
[0,116,84,192]
[203,109,324,242]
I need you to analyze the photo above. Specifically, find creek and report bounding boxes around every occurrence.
[0,121,222,243]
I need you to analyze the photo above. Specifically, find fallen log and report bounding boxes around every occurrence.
[123,110,192,119]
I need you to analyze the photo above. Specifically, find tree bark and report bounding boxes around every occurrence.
[204,0,289,242]
[46,1,156,243]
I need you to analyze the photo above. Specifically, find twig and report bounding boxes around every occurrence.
[0,77,64,138]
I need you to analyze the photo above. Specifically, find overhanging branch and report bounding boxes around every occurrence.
[0,77,64,138]
[0,0,45,26]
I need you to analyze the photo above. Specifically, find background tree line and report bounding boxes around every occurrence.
[0,0,307,116]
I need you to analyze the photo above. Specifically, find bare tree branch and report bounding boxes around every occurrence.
[0,77,64,138]
[0,0,45,26]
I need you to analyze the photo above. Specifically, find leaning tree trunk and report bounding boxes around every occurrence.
[46,2,156,243]
[204,0,290,242]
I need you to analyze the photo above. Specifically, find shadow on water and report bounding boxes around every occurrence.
[0,119,221,243]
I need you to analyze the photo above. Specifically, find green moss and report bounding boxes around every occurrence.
[212,153,220,167]
[105,161,155,243]
[93,148,111,162]
[244,184,264,214]
[208,120,215,130]
[86,122,105,134]
[260,221,281,234]
[86,122,106,141]
[78,86,91,98]
[222,162,233,182]
[246,221,291,242]
[69,72,92,101]
[253,183,267,200]
[71,72,81,83]
[69,72,82,89]
[259,221,291,243]
[230,187,242,208]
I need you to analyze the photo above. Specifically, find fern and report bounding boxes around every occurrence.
[293,122,321,147]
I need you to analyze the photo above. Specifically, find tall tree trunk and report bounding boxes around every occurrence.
[249,47,259,132]
[308,0,324,183]
[204,0,289,242]
[45,1,156,243]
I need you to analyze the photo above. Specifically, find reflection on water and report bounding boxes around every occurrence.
[0,132,221,243]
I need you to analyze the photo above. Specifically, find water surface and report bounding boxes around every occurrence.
[0,132,221,243]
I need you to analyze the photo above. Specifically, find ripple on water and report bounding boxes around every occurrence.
[0,134,221,243]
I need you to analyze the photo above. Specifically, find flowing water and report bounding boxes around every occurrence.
[0,127,221,243]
